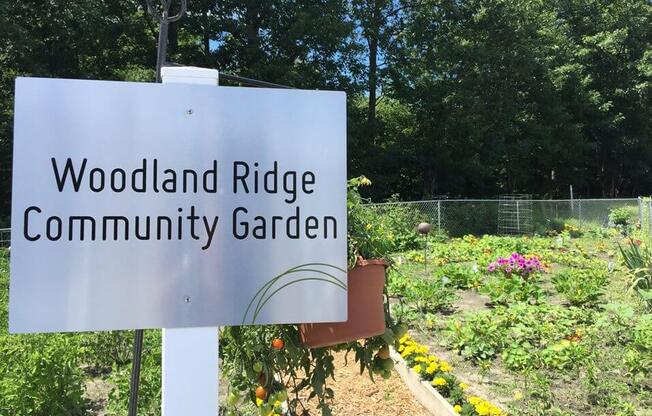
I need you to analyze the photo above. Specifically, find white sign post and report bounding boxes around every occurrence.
[160,66,219,416]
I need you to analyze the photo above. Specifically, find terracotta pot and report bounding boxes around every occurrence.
[299,259,387,348]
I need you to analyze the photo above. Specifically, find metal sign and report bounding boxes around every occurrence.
[10,77,347,333]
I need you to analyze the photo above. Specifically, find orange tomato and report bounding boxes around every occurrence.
[255,386,267,400]
[272,338,285,350]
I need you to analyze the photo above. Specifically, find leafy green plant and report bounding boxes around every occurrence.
[480,275,544,305]
[435,264,481,290]
[609,207,636,227]
[623,314,652,379]
[540,339,591,371]
[347,176,397,266]
[106,330,161,416]
[0,335,88,416]
[609,207,637,235]
[501,342,537,371]
[405,278,458,313]
[618,240,652,308]
[79,331,133,372]
[446,312,507,362]
[552,269,607,307]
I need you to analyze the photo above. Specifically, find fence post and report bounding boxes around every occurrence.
[578,199,583,226]
[437,201,441,234]
[516,200,520,234]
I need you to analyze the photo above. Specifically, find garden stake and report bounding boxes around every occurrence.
[417,223,431,272]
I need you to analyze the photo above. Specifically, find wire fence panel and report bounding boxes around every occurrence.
[368,198,639,238]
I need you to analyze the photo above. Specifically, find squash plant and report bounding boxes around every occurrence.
[220,177,406,416]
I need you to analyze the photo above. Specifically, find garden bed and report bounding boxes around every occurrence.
[388,231,652,415]
[390,347,456,416]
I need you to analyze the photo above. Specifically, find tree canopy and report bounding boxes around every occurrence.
[1,0,650,222]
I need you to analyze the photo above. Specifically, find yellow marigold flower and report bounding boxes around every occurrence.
[431,377,447,386]
[426,363,439,374]
[428,355,439,362]
[398,345,405,352]
[256,398,264,407]
[401,349,413,358]
[459,382,469,390]
[399,334,410,344]
[414,356,428,363]
[439,361,452,372]
[468,396,481,405]
[454,404,462,414]
[412,364,423,374]
[273,400,281,407]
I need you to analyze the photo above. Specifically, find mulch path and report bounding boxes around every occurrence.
[296,350,431,416]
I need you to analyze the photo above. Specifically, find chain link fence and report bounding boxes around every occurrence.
[0,228,9,248]
[368,198,639,237]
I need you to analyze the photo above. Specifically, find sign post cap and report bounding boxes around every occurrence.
[161,66,219,84]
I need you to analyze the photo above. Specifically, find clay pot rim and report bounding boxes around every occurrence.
[355,258,390,268]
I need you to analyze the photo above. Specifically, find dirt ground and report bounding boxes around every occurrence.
[295,351,431,416]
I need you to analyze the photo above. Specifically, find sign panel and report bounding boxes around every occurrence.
[10,77,347,333]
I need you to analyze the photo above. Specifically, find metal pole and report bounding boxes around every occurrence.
[128,329,144,416]
[424,233,428,272]
[155,13,169,83]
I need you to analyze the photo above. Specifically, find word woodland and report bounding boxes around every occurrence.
[20,158,339,250]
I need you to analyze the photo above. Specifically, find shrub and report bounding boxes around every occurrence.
[348,177,402,265]
[609,207,636,227]
[609,206,638,235]
[368,201,422,252]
